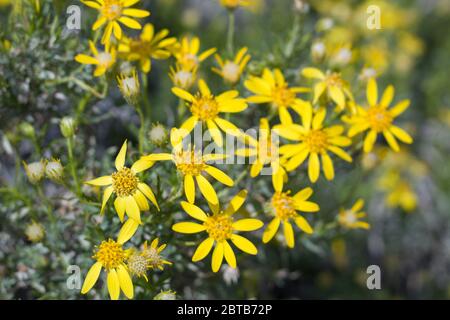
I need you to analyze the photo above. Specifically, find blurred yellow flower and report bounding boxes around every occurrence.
[172,36,216,71]
[275,104,352,183]
[172,190,263,272]
[219,0,251,11]
[377,171,418,212]
[263,177,318,248]
[85,140,159,224]
[344,78,413,153]
[338,199,370,230]
[142,129,233,205]
[81,0,150,45]
[81,238,133,300]
[212,47,251,84]
[171,79,248,147]
[25,221,45,243]
[75,41,116,77]
[301,67,353,111]
[169,63,197,90]
[245,68,310,124]
[118,23,177,73]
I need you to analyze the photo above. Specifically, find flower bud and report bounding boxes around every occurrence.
[153,290,177,300]
[311,41,326,63]
[45,158,64,182]
[60,117,76,138]
[149,123,168,147]
[23,160,46,184]
[18,122,35,138]
[25,221,45,243]
[117,69,140,106]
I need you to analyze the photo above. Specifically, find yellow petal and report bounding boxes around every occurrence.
[172,222,206,234]
[181,201,208,222]
[285,148,309,172]
[131,158,154,173]
[321,153,334,180]
[308,153,320,183]
[224,190,247,215]
[92,16,107,30]
[85,175,112,186]
[232,219,264,231]
[82,1,101,9]
[284,221,295,248]
[279,107,292,125]
[116,264,134,299]
[133,190,149,211]
[352,199,365,212]
[207,120,223,147]
[196,175,219,205]
[117,218,139,245]
[293,187,313,202]
[329,86,346,108]
[389,126,413,144]
[141,153,173,161]
[180,116,198,134]
[231,234,258,255]
[118,16,142,29]
[223,241,236,269]
[112,21,122,40]
[172,87,194,101]
[122,8,150,18]
[294,216,313,234]
[107,269,120,300]
[137,183,159,210]
[75,54,98,65]
[100,186,113,214]
[302,67,325,79]
[214,117,240,136]
[380,85,394,107]
[295,200,319,212]
[383,130,399,152]
[327,146,352,162]
[81,262,102,294]
[367,78,378,106]
[115,140,127,170]
[192,237,214,262]
[184,175,196,203]
[312,108,326,130]
[262,218,280,243]
[114,197,126,222]
[363,130,378,153]
[204,165,234,186]
[272,169,284,193]
[198,79,211,96]
[211,242,224,272]
[389,100,410,117]
[313,82,327,104]
[124,195,141,223]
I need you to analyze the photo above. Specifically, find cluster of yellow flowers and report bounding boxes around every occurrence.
[75,0,413,300]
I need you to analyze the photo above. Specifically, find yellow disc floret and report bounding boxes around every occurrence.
[102,0,123,20]
[190,95,219,121]
[204,214,234,242]
[174,150,207,176]
[272,192,297,221]
[304,129,329,154]
[272,85,295,109]
[111,167,139,197]
[93,239,126,270]
[366,105,393,132]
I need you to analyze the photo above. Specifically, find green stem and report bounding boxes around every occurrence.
[66,137,81,196]
[36,184,56,225]
[226,10,235,56]
[136,105,146,154]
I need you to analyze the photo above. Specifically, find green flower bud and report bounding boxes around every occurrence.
[60,117,76,138]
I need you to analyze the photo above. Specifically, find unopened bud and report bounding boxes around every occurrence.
[154,290,177,300]
[23,160,46,184]
[149,123,168,146]
[60,117,76,138]
[19,122,35,138]
[45,158,64,182]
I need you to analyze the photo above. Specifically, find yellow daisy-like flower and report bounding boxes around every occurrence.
[262,178,319,248]
[274,104,353,183]
[75,41,116,77]
[301,67,353,111]
[171,79,248,147]
[344,78,413,153]
[338,199,370,230]
[212,47,251,85]
[236,117,286,186]
[85,140,159,225]
[81,238,133,300]
[118,23,177,73]
[172,190,263,272]
[169,63,197,90]
[219,0,251,10]
[127,238,172,282]
[245,68,310,124]
[81,0,150,45]
[142,129,233,205]
[172,36,216,71]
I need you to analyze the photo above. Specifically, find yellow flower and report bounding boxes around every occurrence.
[172,36,216,71]
[274,104,353,183]
[118,23,177,73]
[75,41,116,77]
[301,67,353,111]
[338,199,370,230]
[262,178,318,248]
[81,0,150,45]
[245,68,310,124]
[344,78,413,153]
[142,129,233,205]
[171,79,248,147]
[85,140,159,225]
[219,0,251,10]
[172,190,263,272]
[212,47,251,85]
[117,69,140,105]
[236,118,286,185]
[169,63,197,90]
[81,238,134,300]
[25,221,45,243]
[127,238,172,281]
[377,171,417,212]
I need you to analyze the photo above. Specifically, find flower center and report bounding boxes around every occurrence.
[222,62,240,83]
[97,52,113,68]
[304,129,329,154]
[190,95,219,121]
[102,1,122,20]
[174,150,206,176]
[112,167,139,197]
[180,53,199,70]
[272,85,295,108]
[272,192,296,221]
[142,247,163,269]
[204,214,234,242]
[367,105,393,132]
[222,0,240,9]
[127,253,148,277]
[93,239,125,270]
[339,210,357,225]
[325,72,344,87]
